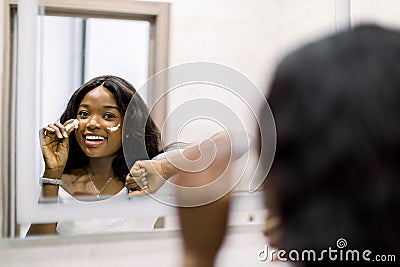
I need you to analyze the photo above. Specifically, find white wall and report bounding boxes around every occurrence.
[163,0,338,145]
[352,0,400,27]
[161,0,400,147]
[154,0,340,192]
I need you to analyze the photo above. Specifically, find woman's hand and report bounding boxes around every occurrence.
[126,160,170,195]
[41,119,77,177]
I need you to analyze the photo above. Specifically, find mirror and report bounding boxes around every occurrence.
[4,0,340,239]
[2,0,170,238]
[7,0,388,239]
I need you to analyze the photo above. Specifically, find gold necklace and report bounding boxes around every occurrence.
[88,168,115,198]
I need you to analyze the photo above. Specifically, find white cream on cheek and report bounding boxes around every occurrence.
[107,123,121,132]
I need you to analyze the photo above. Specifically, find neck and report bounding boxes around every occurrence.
[88,157,115,181]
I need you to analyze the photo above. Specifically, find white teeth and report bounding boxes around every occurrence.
[85,135,105,141]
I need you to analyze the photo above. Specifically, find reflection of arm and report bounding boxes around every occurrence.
[127,130,253,193]
[26,169,60,236]
[27,120,76,236]
[161,130,253,180]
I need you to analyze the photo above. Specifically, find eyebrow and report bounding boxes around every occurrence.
[103,105,120,110]
[79,104,120,110]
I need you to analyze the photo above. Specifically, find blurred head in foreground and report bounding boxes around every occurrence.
[264,24,400,264]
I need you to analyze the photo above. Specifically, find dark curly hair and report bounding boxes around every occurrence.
[264,24,400,262]
[60,75,161,183]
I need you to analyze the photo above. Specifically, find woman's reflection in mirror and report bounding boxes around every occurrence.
[27,75,161,236]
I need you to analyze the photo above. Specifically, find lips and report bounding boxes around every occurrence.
[83,133,107,147]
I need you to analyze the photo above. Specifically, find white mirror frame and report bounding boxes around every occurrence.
[1,0,170,237]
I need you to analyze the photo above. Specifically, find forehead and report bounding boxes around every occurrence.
[80,85,117,106]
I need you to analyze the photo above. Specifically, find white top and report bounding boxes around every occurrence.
[20,150,179,237]
[55,187,159,235]
[55,151,178,236]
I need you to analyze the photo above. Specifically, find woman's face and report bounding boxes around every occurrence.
[75,86,123,159]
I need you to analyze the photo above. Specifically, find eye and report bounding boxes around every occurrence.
[104,112,117,119]
[78,110,90,118]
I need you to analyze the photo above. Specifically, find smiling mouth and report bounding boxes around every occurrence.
[83,135,107,146]
[85,135,106,141]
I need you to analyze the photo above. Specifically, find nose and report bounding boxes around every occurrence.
[86,115,101,130]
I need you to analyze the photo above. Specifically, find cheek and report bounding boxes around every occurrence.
[109,131,123,149]
[107,121,123,137]
[75,120,86,134]
[74,125,83,140]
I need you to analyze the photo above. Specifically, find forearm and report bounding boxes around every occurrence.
[26,183,59,236]
[206,130,253,162]
[174,140,234,267]
[160,130,252,179]
[26,184,59,236]
[27,170,61,236]
[178,193,231,267]
[39,168,62,198]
